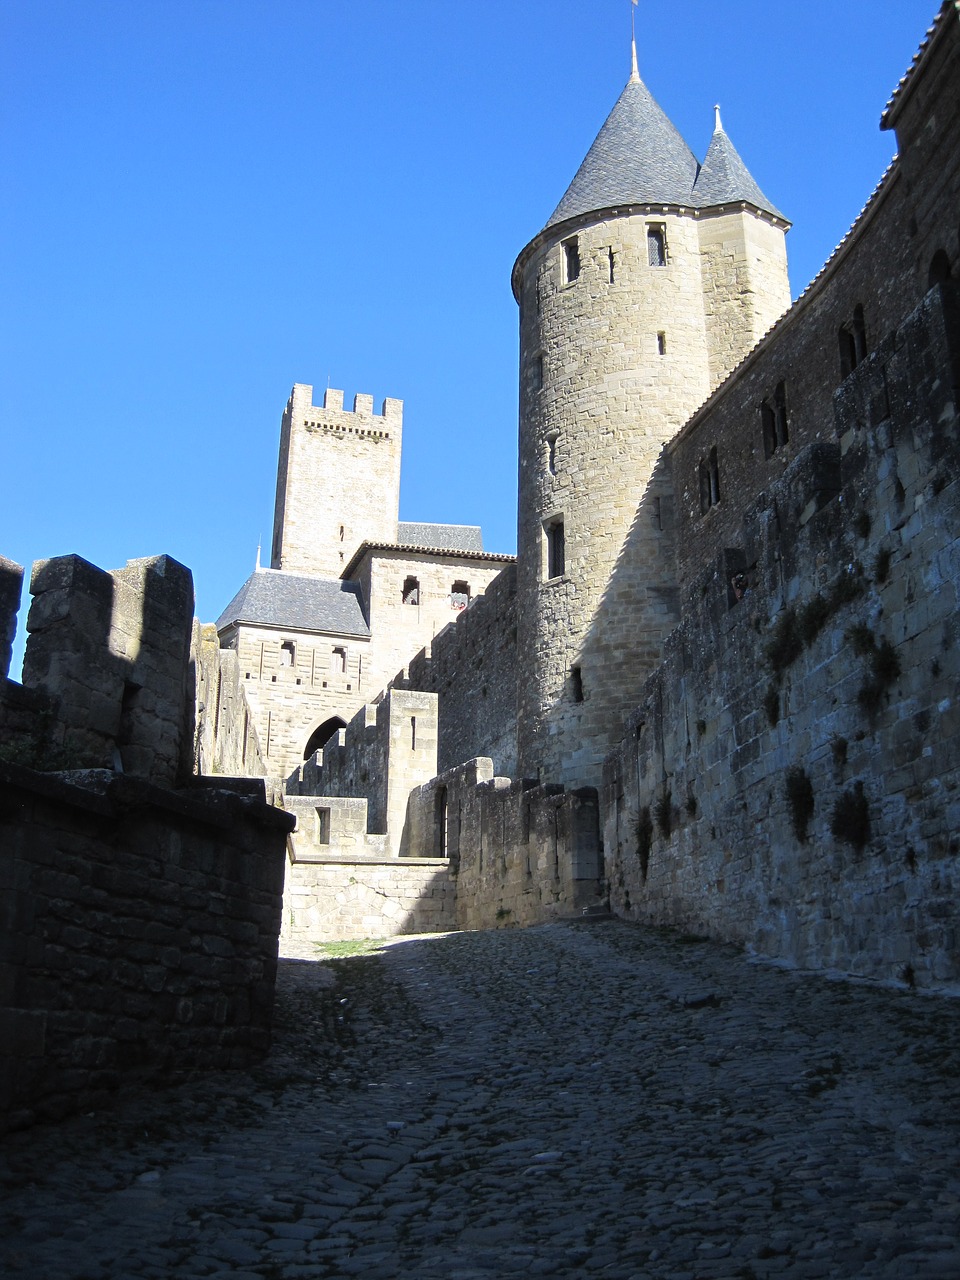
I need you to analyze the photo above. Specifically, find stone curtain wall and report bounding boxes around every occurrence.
[0,763,292,1133]
[287,688,439,856]
[602,284,960,988]
[405,758,604,931]
[194,622,268,780]
[0,555,23,680]
[14,554,195,786]
[390,564,519,778]
[280,858,456,946]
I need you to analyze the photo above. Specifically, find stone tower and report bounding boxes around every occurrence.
[270,383,403,578]
[513,46,791,788]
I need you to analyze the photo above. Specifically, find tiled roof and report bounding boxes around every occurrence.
[216,570,369,638]
[342,542,514,581]
[397,522,484,552]
[547,77,701,228]
[882,2,957,129]
[693,122,785,221]
[543,75,785,235]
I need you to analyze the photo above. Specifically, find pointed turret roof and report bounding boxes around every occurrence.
[546,74,701,229]
[692,108,784,220]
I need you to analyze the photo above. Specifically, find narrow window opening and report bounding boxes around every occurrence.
[774,382,789,448]
[571,665,584,703]
[700,448,721,514]
[929,249,953,288]
[608,247,616,283]
[280,640,296,668]
[657,332,667,356]
[761,399,777,458]
[533,353,544,392]
[402,575,420,605]
[545,518,565,579]
[450,580,470,610]
[562,236,581,284]
[839,325,857,379]
[546,430,558,475]
[647,224,667,267]
[436,787,448,857]
[332,645,346,673]
[339,525,345,541]
[853,304,868,364]
[709,446,720,507]
[410,716,417,750]
[315,807,331,845]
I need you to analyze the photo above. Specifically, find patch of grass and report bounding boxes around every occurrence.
[685,793,698,817]
[831,736,848,771]
[314,939,385,959]
[797,594,832,647]
[830,781,871,852]
[847,628,902,714]
[785,766,815,843]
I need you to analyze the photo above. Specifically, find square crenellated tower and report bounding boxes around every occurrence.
[270,384,403,578]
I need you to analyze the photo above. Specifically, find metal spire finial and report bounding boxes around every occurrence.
[630,0,640,82]
[715,104,723,132]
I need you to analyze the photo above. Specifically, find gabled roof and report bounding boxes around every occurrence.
[693,116,785,220]
[216,570,370,638]
[397,522,484,553]
[547,75,701,229]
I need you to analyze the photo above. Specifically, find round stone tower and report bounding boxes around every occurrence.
[513,47,791,788]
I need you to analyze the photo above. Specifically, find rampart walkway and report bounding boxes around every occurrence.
[2,921,960,1279]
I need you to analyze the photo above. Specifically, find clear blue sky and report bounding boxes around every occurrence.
[0,0,940,672]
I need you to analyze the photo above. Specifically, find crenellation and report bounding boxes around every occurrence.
[0,555,24,681]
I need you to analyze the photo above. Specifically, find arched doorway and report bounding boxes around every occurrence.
[303,717,347,760]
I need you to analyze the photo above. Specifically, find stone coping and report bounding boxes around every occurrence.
[289,854,452,868]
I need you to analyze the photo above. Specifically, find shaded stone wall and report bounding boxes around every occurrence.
[16,554,195,786]
[194,622,269,781]
[0,763,293,1133]
[0,555,23,681]
[390,564,519,777]
[405,758,604,931]
[602,284,960,987]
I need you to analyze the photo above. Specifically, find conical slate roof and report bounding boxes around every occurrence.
[693,117,784,220]
[547,75,701,228]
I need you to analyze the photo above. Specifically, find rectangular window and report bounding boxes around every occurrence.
[315,807,331,845]
[647,225,667,267]
[608,247,616,283]
[657,331,667,355]
[562,236,581,284]
[533,353,544,391]
[410,716,417,750]
[332,645,347,673]
[545,517,565,579]
[699,447,721,514]
[571,665,584,703]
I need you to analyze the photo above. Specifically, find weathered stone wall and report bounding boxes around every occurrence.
[390,564,519,777]
[280,857,455,945]
[17,554,195,786]
[193,622,267,780]
[404,758,604,931]
[359,548,510,710]
[270,385,403,578]
[222,621,371,777]
[0,762,293,1133]
[0,555,23,681]
[286,688,439,856]
[602,282,960,987]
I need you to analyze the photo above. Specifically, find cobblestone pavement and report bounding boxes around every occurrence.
[3,920,960,1280]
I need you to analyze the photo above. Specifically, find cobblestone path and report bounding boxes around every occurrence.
[3,921,960,1280]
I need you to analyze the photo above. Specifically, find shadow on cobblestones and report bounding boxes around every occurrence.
[2,921,960,1279]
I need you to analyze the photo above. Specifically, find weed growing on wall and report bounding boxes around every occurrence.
[785,766,815,842]
[845,625,902,714]
[830,781,871,852]
[636,807,653,881]
[654,790,673,840]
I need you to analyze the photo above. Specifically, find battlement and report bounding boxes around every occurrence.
[289,383,403,432]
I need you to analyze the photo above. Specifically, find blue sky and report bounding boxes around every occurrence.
[0,0,940,672]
